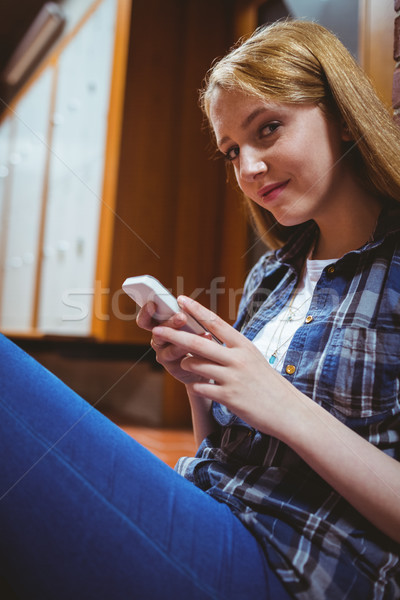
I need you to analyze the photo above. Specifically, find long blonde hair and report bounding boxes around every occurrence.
[200,20,400,248]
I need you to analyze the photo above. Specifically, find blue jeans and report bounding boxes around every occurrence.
[0,335,293,599]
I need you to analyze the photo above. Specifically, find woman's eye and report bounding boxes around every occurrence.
[260,122,280,137]
[224,146,239,162]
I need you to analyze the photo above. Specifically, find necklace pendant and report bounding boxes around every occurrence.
[269,353,277,365]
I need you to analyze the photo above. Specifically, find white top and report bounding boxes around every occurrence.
[252,256,336,372]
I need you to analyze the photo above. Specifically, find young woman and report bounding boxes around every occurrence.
[0,20,399,599]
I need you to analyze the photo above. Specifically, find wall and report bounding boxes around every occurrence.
[5,0,241,427]
[282,0,359,57]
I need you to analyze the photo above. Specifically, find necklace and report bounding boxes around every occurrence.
[267,289,311,366]
[262,241,317,368]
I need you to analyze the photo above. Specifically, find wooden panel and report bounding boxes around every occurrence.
[103,0,239,422]
[105,1,235,340]
[359,0,395,108]
[216,183,248,324]
[234,0,264,37]
[105,0,184,343]
[171,0,234,309]
[161,0,237,425]
[92,0,132,339]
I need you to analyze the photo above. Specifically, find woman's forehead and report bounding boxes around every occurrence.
[209,87,277,117]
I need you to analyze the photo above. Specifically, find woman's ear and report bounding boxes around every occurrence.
[341,120,353,141]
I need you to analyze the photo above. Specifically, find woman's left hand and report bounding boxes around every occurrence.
[152,295,295,439]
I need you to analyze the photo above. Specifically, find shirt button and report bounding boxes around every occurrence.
[305,315,313,324]
[285,365,296,375]
[327,265,335,275]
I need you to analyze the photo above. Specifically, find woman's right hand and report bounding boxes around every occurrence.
[136,302,204,385]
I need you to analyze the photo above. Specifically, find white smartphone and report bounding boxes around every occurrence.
[122,275,220,341]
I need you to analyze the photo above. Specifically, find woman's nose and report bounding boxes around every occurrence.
[239,148,268,181]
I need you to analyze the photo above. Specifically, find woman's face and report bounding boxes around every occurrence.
[209,87,352,228]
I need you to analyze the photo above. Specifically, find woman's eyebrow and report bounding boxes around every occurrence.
[218,107,272,147]
[241,106,270,129]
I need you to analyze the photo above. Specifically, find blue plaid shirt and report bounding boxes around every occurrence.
[176,200,400,599]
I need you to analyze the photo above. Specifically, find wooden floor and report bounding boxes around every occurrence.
[115,421,197,468]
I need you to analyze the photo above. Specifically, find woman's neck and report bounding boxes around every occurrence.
[312,194,383,260]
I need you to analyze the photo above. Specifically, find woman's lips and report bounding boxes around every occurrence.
[257,180,289,203]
